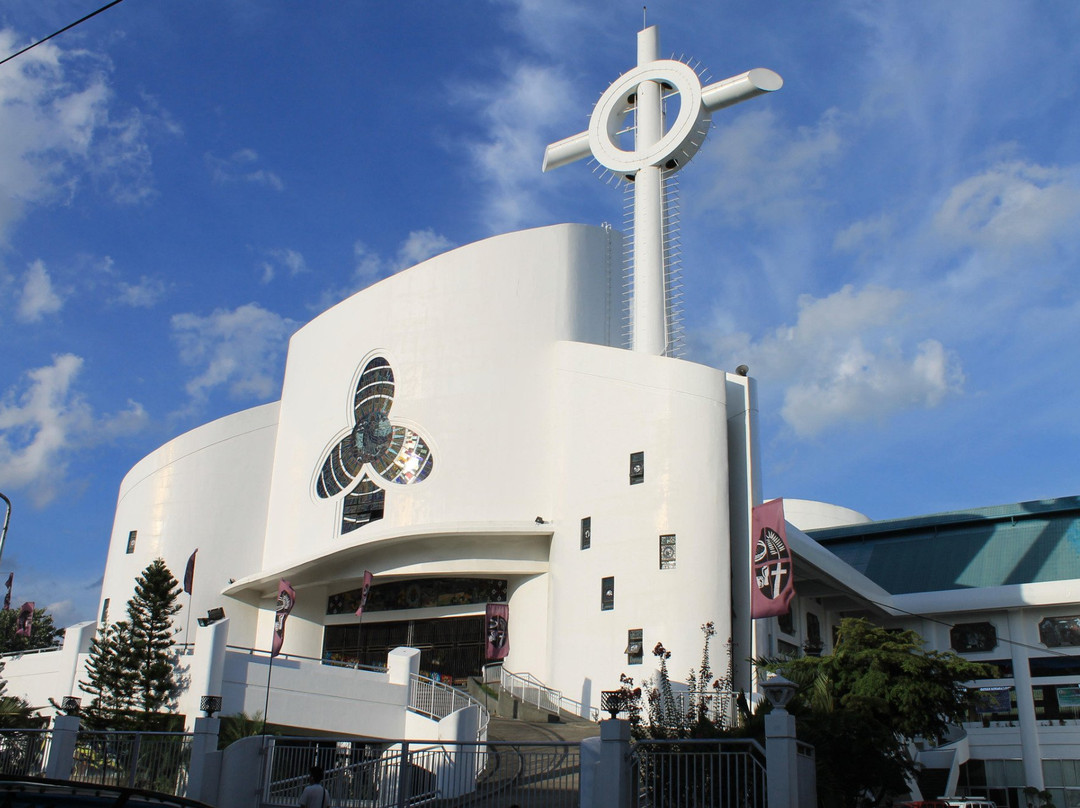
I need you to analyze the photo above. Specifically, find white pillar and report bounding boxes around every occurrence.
[596,719,633,808]
[1008,609,1044,788]
[632,25,667,356]
[44,714,81,780]
[766,707,799,808]
[186,715,221,803]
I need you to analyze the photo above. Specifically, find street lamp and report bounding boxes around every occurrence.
[0,492,10,570]
[760,673,798,712]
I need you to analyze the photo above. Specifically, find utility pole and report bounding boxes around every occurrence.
[0,492,10,570]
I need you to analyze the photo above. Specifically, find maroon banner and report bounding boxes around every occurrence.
[751,499,796,619]
[183,549,197,595]
[271,579,296,658]
[485,603,509,660]
[15,601,33,637]
[3,573,11,611]
[355,570,373,618]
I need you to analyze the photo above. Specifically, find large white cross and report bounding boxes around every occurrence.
[543,26,782,355]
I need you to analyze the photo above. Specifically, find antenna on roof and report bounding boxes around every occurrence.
[643,6,647,29]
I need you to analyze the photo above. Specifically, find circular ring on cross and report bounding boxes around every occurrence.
[588,60,711,174]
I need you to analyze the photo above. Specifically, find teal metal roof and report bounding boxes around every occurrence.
[806,497,1080,595]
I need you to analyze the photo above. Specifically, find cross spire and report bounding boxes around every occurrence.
[543,25,782,355]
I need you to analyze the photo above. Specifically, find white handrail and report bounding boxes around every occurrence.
[489,664,599,721]
[407,673,490,740]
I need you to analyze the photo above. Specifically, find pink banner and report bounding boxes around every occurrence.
[15,601,33,637]
[485,603,509,660]
[271,579,296,658]
[355,570,374,618]
[751,499,796,619]
[183,549,197,595]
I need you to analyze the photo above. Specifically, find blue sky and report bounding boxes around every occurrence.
[1,1,1079,626]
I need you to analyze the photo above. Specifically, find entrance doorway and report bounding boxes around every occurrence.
[323,615,486,683]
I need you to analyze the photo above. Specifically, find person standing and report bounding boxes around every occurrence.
[298,765,329,808]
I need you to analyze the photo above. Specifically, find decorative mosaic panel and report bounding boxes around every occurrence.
[327,578,507,616]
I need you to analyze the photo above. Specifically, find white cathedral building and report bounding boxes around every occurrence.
[5,24,1080,808]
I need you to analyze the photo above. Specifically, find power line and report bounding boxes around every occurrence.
[862,595,1077,660]
[0,0,128,68]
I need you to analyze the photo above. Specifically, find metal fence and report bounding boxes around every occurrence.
[408,673,490,739]
[0,729,51,777]
[633,738,768,808]
[483,663,599,721]
[71,730,193,796]
[263,737,582,808]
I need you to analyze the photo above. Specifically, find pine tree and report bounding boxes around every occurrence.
[126,559,182,715]
[78,559,183,728]
[79,620,137,727]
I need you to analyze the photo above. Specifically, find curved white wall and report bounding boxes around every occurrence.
[259,224,620,577]
[781,498,870,531]
[98,403,280,651]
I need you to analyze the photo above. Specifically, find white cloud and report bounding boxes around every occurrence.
[171,303,298,404]
[259,248,309,284]
[693,107,844,227]
[710,285,963,437]
[0,28,163,240]
[461,62,580,232]
[934,160,1080,253]
[206,149,284,191]
[115,275,168,307]
[393,229,454,272]
[312,229,454,313]
[0,354,147,505]
[16,260,63,322]
[352,228,454,281]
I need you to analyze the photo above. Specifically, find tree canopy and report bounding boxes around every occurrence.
[0,606,62,654]
[759,617,997,808]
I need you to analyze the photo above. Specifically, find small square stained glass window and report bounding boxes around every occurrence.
[630,452,644,485]
[581,517,591,550]
[601,576,615,611]
[125,531,137,554]
[659,534,676,569]
[626,628,644,665]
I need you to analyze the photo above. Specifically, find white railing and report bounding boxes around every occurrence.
[408,674,489,739]
[484,663,599,721]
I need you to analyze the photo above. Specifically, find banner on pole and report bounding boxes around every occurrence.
[355,570,374,618]
[3,573,11,611]
[271,579,296,658]
[183,549,198,595]
[15,601,33,637]
[751,499,796,619]
[485,602,509,660]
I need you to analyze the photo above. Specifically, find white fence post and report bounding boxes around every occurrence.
[596,719,633,808]
[186,716,220,802]
[44,714,80,780]
[766,707,799,808]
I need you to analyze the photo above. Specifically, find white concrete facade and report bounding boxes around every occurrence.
[59,223,755,724]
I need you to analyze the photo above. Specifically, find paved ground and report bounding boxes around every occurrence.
[486,715,600,743]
